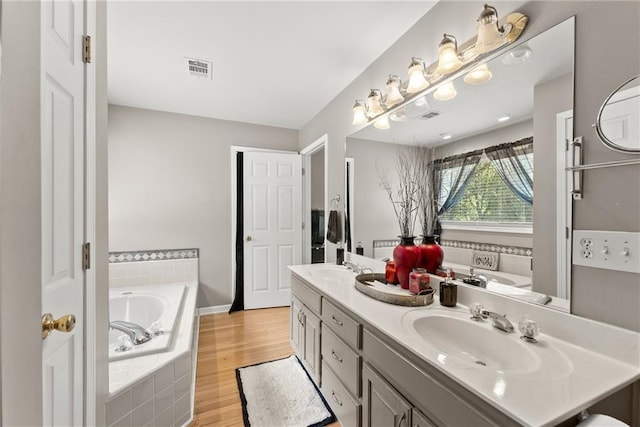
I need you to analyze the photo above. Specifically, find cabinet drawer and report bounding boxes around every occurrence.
[322,299,361,349]
[321,361,361,427]
[322,326,361,397]
[291,276,322,315]
[363,329,515,427]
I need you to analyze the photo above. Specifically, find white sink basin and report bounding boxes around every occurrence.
[307,266,355,284]
[405,311,540,374]
[401,308,577,378]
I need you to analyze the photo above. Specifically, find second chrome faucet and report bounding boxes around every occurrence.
[469,303,515,333]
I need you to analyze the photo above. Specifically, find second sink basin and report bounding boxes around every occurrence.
[307,265,355,284]
[402,309,540,374]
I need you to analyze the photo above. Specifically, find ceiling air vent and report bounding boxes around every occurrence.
[417,110,442,120]
[184,57,213,80]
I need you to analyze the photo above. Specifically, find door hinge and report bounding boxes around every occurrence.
[302,222,305,230]
[566,227,570,239]
[82,242,91,270]
[83,35,91,63]
[301,167,305,176]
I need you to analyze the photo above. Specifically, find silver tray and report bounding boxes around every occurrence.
[355,273,435,307]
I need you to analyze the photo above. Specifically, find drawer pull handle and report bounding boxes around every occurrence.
[396,413,406,427]
[331,391,343,407]
[331,350,343,363]
[331,315,343,326]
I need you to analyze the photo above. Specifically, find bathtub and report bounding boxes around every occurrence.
[109,285,186,361]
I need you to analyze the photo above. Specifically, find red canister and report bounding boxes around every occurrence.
[385,260,398,285]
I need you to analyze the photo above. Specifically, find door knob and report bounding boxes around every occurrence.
[246,236,253,242]
[42,313,76,339]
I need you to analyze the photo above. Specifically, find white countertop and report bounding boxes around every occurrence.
[289,263,640,427]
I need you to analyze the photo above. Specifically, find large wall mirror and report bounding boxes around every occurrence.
[345,18,575,312]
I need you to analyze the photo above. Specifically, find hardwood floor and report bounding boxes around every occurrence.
[191,307,340,427]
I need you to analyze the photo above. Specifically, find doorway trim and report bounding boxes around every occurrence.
[229,146,301,305]
[300,134,328,264]
[345,157,355,252]
[556,110,573,301]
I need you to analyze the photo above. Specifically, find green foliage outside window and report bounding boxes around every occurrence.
[440,161,532,223]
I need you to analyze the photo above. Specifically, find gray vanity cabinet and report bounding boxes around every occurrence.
[362,363,412,427]
[291,277,322,383]
[290,295,304,355]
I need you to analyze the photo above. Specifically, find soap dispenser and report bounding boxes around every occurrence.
[439,269,457,307]
[336,242,344,266]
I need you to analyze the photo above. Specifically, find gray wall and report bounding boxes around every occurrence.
[533,73,573,296]
[346,138,409,257]
[108,105,299,307]
[300,1,640,333]
[0,2,43,424]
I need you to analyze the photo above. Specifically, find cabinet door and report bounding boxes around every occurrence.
[290,296,304,357]
[363,363,411,427]
[412,408,437,427]
[302,306,322,384]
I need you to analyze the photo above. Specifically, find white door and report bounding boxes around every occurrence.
[244,151,302,309]
[41,0,86,424]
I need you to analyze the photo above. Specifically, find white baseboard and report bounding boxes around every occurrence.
[198,304,231,316]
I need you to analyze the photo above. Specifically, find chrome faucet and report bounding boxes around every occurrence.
[109,320,152,345]
[342,261,359,271]
[481,310,515,333]
[342,261,373,274]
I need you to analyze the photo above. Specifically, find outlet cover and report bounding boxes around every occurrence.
[572,230,640,273]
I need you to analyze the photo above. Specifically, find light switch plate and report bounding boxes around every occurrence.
[572,230,640,273]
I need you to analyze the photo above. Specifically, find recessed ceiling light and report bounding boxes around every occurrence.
[440,133,452,140]
[502,44,533,66]
[498,114,511,122]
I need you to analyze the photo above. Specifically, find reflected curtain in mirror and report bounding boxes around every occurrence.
[436,151,483,215]
[485,137,534,205]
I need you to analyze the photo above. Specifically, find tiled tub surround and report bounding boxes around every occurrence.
[106,252,199,427]
[373,239,533,277]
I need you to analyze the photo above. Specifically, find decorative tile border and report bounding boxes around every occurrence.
[372,239,532,257]
[108,248,199,263]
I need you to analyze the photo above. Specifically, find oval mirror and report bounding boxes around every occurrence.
[595,75,640,153]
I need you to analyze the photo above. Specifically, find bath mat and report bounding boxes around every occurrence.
[236,355,336,427]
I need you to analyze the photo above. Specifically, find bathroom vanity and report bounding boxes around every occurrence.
[289,262,640,427]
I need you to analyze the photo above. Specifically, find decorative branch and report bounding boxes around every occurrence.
[377,149,420,238]
[412,144,439,236]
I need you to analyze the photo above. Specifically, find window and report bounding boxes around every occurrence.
[440,158,533,227]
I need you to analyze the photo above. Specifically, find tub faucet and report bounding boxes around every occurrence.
[109,320,152,345]
[481,310,515,333]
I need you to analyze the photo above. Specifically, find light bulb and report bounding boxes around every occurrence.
[464,63,493,85]
[374,115,390,130]
[406,57,429,93]
[384,75,404,107]
[435,34,463,75]
[366,89,385,117]
[433,82,457,101]
[352,100,367,125]
[474,4,506,54]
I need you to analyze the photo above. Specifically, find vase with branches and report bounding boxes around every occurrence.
[378,150,421,289]
[413,145,444,273]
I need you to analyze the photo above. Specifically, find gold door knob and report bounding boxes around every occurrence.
[42,313,76,340]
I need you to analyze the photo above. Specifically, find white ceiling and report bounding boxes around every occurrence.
[107,1,438,130]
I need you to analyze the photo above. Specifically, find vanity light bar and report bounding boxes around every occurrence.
[351,4,528,127]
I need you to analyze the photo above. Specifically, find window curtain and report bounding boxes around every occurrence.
[485,137,534,205]
[435,150,483,215]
